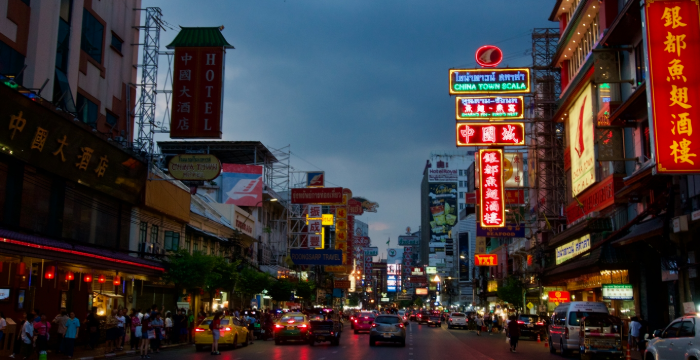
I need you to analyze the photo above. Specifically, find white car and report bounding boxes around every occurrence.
[447,313,468,329]
[646,316,699,360]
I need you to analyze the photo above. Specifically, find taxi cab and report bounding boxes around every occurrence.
[273,312,310,345]
[194,316,250,352]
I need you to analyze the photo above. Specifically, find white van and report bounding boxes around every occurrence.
[548,302,610,355]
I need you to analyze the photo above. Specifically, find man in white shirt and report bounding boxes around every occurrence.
[21,316,34,359]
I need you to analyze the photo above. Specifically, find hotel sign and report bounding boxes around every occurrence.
[449,68,531,95]
[602,284,633,300]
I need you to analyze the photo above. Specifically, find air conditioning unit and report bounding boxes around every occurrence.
[114,136,125,143]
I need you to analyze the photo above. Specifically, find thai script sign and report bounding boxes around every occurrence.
[449,68,531,95]
[168,154,221,181]
[455,96,524,120]
[398,236,419,246]
[555,234,591,265]
[474,254,498,266]
[292,187,344,204]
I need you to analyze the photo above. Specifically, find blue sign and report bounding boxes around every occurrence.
[387,275,398,292]
[476,223,525,237]
[290,249,343,265]
[306,171,325,187]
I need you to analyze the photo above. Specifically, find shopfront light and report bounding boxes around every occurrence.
[83,274,93,283]
[98,274,106,283]
[44,266,56,280]
[65,271,75,281]
[113,276,121,286]
[17,262,26,276]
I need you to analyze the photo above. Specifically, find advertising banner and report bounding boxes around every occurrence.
[364,247,378,256]
[171,47,225,138]
[565,175,623,224]
[290,249,342,265]
[334,280,351,289]
[221,164,264,206]
[645,0,700,173]
[168,154,221,181]
[292,187,344,204]
[475,254,498,266]
[479,149,506,228]
[548,291,571,303]
[354,219,369,237]
[475,237,486,254]
[455,96,525,120]
[427,167,458,182]
[398,236,419,246]
[556,234,591,265]
[456,123,525,146]
[459,233,470,282]
[425,266,437,274]
[387,275,398,292]
[416,288,428,295]
[428,183,458,242]
[476,223,525,237]
[568,84,595,196]
[348,199,364,215]
[449,68,531,95]
[234,207,255,237]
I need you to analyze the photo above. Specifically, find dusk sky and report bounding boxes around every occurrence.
[146,0,555,258]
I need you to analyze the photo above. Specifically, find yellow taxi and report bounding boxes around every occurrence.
[273,312,310,345]
[194,316,251,351]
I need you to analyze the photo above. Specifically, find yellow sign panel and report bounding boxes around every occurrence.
[167,154,222,181]
[336,218,347,230]
[306,214,334,226]
[325,265,349,273]
[336,230,348,242]
[336,207,347,219]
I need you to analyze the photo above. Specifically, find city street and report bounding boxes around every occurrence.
[154,322,564,360]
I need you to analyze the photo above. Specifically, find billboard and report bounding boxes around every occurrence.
[474,254,498,266]
[568,84,595,196]
[455,96,525,120]
[354,219,369,237]
[387,275,398,292]
[645,0,700,173]
[427,160,458,182]
[387,248,403,264]
[416,288,428,295]
[479,149,506,228]
[289,249,342,265]
[556,234,591,265]
[171,47,225,138]
[458,232,470,282]
[449,68,531,94]
[306,171,325,187]
[221,164,263,206]
[428,183,458,242]
[456,123,525,146]
[398,236,419,246]
[291,187,344,204]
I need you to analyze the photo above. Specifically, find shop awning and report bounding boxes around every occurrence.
[611,217,665,247]
[0,228,164,277]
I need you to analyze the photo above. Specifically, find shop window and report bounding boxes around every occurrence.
[164,231,180,251]
[0,40,25,85]
[76,93,98,127]
[20,169,52,234]
[151,225,159,244]
[80,8,103,63]
[110,32,123,54]
[139,222,148,243]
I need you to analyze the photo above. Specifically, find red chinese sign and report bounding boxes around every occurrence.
[565,175,624,224]
[348,199,364,215]
[479,149,505,228]
[646,0,700,173]
[548,291,571,303]
[291,187,344,204]
[456,123,525,146]
[474,254,498,266]
[171,47,225,138]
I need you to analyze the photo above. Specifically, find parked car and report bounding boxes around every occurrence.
[646,315,700,360]
[447,313,468,329]
[369,315,406,347]
[549,302,610,355]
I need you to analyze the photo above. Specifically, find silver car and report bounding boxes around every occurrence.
[369,315,406,347]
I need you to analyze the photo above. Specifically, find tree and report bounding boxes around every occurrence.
[399,300,413,309]
[204,257,240,311]
[295,280,315,306]
[413,297,424,307]
[163,249,215,292]
[236,268,271,300]
[347,292,361,307]
[268,278,295,304]
[497,276,525,310]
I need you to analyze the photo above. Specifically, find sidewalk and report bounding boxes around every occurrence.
[41,342,191,360]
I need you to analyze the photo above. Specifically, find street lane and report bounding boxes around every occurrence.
[151,321,562,360]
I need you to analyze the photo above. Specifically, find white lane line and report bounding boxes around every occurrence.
[333,351,338,354]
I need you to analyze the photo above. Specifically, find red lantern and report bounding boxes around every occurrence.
[113,276,120,286]
[98,274,106,283]
[17,262,26,276]
[83,274,93,283]
[44,266,56,280]
[65,271,75,281]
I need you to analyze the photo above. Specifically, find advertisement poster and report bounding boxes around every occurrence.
[428,158,458,182]
[221,164,263,206]
[504,153,525,188]
[568,84,595,196]
[459,232,470,282]
[428,183,458,242]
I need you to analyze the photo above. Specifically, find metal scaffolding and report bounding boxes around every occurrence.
[529,28,566,241]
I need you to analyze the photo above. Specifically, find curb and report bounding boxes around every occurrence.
[75,343,190,360]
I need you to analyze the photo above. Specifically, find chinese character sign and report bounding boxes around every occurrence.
[479,149,505,228]
[645,0,700,173]
[171,47,225,138]
[456,123,525,146]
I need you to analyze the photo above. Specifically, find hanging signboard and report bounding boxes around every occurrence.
[306,171,325,187]
[291,187,344,204]
[289,249,343,265]
[548,291,571,303]
[602,284,633,300]
[457,123,525,146]
[555,234,591,265]
[568,84,596,196]
[348,199,364,215]
[364,247,378,256]
[449,68,531,95]
[645,0,700,173]
[455,96,525,120]
[167,154,221,181]
[474,254,498,266]
[398,236,419,246]
[479,149,506,228]
[476,223,525,237]
[475,45,504,68]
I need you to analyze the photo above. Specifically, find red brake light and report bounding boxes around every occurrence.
[536,321,545,325]
[450,318,453,321]
[275,324,284,329]
[371,323,377,327]
[565,327,569,339]
[517,321,525,324]
[300,324,308,329]
[418,315,421,318]
[195,328,205,332]
[354,319,358,323]
[396,324,404,328]
[224,327,231,331]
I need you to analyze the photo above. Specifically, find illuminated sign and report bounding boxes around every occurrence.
[291,187,344,204]
[364,247,378,256]
[548,291,570,303]
[475,45,503,68]
[387,275,398,292]
[568,84,595,196]
[306,214,334,226]
[555,234,591,265]
[479,149,506,228]
[455,96,524,120]
[416,288,428,295]
[425,266,437,274]
[645,0,700,173]
[456,123,525,146]
[449,68,531,95]
[602,284,633,300]
[474,254,498,266]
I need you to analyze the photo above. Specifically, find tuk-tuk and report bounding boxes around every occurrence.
[578,313,623,360]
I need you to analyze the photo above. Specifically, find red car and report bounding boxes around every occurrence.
[353,312,376,334]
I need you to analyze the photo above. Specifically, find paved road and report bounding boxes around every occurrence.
[153,321,572,360]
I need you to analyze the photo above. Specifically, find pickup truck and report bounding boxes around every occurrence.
[308,319,342,346]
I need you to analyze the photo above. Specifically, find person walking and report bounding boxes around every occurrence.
[187,310,195,344]
[629,316,642,351]
[104,310,119,355]
[63,312,80,359]
[52,310,68,353]
[210,312,222,355]
[116,309,126,351]
[492,314,499,333]
[10,312,27,359]
[475,315,484,336]
[164,312,173,345]
[485,313,493,335]
[507,315,521,353]
[33,314,51,354]
[85,307,100,350]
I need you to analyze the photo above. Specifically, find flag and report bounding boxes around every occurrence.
[386,237,390,246]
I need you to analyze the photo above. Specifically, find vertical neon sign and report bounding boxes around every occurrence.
[479,149,505,228]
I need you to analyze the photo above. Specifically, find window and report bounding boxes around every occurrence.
[80,8,103,63]
[459,192,463,199]
[663,321,683,338]
[634,42,646,86]
[679,320,695,337]
[106,111,118,126]
[76,93,98,126]
[0,40,26,85]
[150,225,159,244]
[139,222,147,243]
[56,0,72,74]
[641,121,652,162]
[193,237,199,252]
[202,240,208,255]
[459,170,463,176]
[459,204,464,210]
[185,233,192,252]
[164,231,180,251]
[53,69,76,113]
[110,32,123,54]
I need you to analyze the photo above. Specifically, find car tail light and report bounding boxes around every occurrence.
[450,318,453,321]
[224,327,231,332]
[195,328,205,332]
[354,319,358,323]
[275,324,284,329]
[396,324,404,328]
[371,323,377,328]
[418,315,421,318]
[300,324,308,329]
[564,327,569,339]
[536,321,545,325]
[517,321,525,324]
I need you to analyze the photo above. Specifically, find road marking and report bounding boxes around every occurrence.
[410,353,414,355]
[333,352,338,354]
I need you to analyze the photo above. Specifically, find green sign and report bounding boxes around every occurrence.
[602,284,633,300]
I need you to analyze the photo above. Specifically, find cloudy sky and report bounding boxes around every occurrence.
[146,0,555,257]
